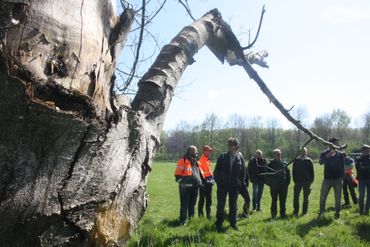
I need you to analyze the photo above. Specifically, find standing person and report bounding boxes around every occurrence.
[214,137,246,232]
[238,152,250,218]
[292,147,314,217]
[342,152,358,207]
[174,145,203,225]
[355,144,370,215]
[265,149,290,219]
[318,137,345,219]
[198,145,214,218]
[248,149,267,211]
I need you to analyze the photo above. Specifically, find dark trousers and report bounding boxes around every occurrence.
[215,185,239,227]
[358,179,370,215]
[179,186,198,224]
[343,175,358,205]
[293,183,311,215]
[270,185,288,218]
[239,185,250,215]
[252,180,264,210]
[198,183,212,217]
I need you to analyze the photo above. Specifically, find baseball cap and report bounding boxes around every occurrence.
[202,145,213,152]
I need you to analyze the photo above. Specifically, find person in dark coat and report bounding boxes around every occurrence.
[214,137,246,231]
[355,144,370,215]
[318,137,345,219]
[292,147,314,216]
[248,149,266,211]
[265,149,290,219]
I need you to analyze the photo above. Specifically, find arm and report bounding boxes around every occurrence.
[213,155,223,184]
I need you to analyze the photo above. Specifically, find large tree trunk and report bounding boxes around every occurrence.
[0,1,231,246]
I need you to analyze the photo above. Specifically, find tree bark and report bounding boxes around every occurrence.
[0,3,232,246]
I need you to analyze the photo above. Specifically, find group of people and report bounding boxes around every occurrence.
[173,137,370,231]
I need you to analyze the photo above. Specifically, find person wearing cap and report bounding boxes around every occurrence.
[342,152,358,207]
[355,144,370,215]
[197,145,214,218]
[248,149,267,211]
[265,149,290,219]
[214,137,246,232]
[174,145,203,225]
[292,147,314,217]
[318,137,345,219]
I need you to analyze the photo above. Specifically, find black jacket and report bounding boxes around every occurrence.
[248,157,266,183]
[292,157,314,184]
[355,155,370,180]
[214,152,246,188]
[319,150,345,179]
[264,159,290,188]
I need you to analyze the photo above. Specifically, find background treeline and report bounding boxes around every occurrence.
[156,108,370,161]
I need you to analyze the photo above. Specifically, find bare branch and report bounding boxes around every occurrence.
[242,5,266,50]
[119,0,146,93]
[178,0,195,21]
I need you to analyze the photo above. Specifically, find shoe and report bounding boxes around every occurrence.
[342,203,350,208]
[242,213,249,219]
[317,213,325,219]
[230,225,239,231]
[334,213,340,219]
[256,208,262,212]
[293,213,299,218]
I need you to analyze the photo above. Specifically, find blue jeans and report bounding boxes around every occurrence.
[252,180,264,210]
[358,179,370,214]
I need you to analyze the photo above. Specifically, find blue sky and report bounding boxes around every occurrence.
[116,0,370,130]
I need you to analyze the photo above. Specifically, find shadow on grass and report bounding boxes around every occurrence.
[296,217,333,237]
[356,222,370,242]
[135,219,217,247]
[160,218,182,227]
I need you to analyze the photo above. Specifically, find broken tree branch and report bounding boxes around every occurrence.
[242,5,266,50]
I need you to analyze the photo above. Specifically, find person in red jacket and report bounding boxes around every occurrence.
[197,145,214,218]
[174,145,203,225]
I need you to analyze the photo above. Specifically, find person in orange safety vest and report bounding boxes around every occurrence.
[197,145,214,218]
[174,145,203,225]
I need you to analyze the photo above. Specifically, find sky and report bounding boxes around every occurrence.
[116,0,370,131]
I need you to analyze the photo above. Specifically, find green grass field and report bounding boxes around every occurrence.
[127,162,370,247]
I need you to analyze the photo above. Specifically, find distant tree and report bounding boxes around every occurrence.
[201,113,220,146]
[362,112,370,143]
[292,105,308,150]
[250,115,263,151]
[331,109,351,140]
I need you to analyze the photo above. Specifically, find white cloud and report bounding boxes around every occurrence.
[321,4,370,23]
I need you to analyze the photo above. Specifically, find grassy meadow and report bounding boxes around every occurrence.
[127,162,370,247]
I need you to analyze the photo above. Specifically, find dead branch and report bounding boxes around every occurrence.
[242,5,266,50]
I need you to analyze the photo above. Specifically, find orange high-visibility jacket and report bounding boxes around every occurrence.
[198,154,213,178]
[174,158,203,177]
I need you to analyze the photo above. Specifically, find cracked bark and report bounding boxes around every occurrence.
[0,2,334,247]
